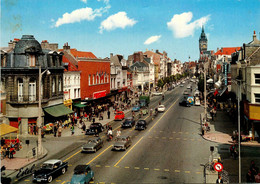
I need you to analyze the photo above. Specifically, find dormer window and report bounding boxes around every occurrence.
[29,55,36,67]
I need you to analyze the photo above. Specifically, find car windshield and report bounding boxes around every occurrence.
[159,105,164,108]
[137,121,145,125]
[116,137,126,142]
[125,119,133,123]
[42,163,53,170]
[74,169,84,175]
[87,140,96,144]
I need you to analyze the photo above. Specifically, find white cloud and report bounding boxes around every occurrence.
[167,12,210,38]
[80,0,87,3]
[54,4,110,27]
[99,12,137,33]
[144,35,161,45]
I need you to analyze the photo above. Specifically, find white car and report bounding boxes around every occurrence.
[180,84,184,87]
[152,92,163,96]
[157,105,165,112]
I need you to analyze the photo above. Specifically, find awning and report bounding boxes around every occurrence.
[44,104,73,117]
[0,124,18,136]
[73,103,86,108]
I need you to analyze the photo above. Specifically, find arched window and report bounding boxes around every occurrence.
[18,78,23,102]
[52,78,56,94]
[58,77,62,92]
[29,78,36,101]
[96,75,98,84]
[93,75,95,85]
[89,75,91,85]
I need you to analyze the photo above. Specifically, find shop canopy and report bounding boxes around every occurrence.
[73,103,86,108]
[44,104,73,117]
[0,124,18,136]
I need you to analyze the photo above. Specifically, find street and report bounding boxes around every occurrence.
[14,82,221,184]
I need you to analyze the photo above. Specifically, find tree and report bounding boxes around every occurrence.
[157,79,164,88]
[198,74,204,93]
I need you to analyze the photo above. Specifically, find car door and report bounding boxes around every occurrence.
[85,166,93,182]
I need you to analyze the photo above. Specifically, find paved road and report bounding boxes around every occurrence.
[15,82,220,184]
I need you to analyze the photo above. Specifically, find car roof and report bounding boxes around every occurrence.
[74,165,90,172]
[44,159,61,165]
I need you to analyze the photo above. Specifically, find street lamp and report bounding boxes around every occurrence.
[38,65,50,157]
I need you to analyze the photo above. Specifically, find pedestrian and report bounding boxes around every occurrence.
[30,124,33,135]
[53,124,57,137]
[82,123,86,133]
[246,170,253,183]
[210,108,214,121]
[33,124,37,135]
[92,117,95,124]
[216,175,223,183]
[58,126,62,137]
[107,110,110,119]
[116,129,121,137]
[71,124,75,135]
[255,173,260,183]
[1,137,5,146]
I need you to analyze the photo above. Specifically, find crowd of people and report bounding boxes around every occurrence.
[1,137,21,159]
[246,160,260,183]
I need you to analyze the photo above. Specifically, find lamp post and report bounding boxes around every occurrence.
[237,79,241,184]
[38,65,50,157]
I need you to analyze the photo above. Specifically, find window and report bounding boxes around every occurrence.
[29,55,36,67]
[52,78,56,94]
[93,75,95,85]
[99,75,101,84]
[255,94,260,103]
[78,89,80,98]
[68,89,71,99]
[64,77,66,85]
[29,79,36,101]
[74,89,77,98]
[96,75,98,84]
[1,55,6,67]
[58,78,62,92]
[18,79,23,102]
[68,77,70,84]
[89,75,91,85]
[74,77,76,84]
[255,74,260,84]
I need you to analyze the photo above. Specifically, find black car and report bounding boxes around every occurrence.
[85,123,104,135]
[135,120,147,130]
[121,117,135,128]
[33,159,68,183]
[179,98,191,107]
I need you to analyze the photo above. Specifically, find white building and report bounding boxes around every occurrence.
[130,61,149,93]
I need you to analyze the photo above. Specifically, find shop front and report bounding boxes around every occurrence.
[64,99,73,109]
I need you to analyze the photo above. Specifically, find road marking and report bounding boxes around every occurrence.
[162,137,166,139]
[175,170,180,172]
[24,180,30,181]
[63,149,82,162]
[190,138,195,141]
[178,132,183,134]
[105,165,110,168]
[176,138,180,140]
[125,166,130,169]
[155,136,159,139]
[114,165,120,168]
[196,171,201,174]
[89,182,94,184]
[134,167,140,170]
[144,168,150,170]
[173,131,176,133]
[61,182,66,184]
[96,165,101,167]
[148,97,180,132]
[114,136,144,166]
[68,164,72,166]
[86,145,112,165]
[56,180,61,182]
[154,168,160,171]
[164,169,170,172]
[183,138,187,141]
[185,171,191,173]
[185,132,189,134]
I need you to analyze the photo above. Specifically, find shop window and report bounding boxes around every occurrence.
[255,94,260,103]
[255,74,260,84]
[58,78,62,92]
[52,78,56,94]
[89,75,91,85]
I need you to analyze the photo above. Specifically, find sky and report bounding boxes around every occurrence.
[1,0,260,62]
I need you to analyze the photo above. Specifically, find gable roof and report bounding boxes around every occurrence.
[62,51,79,71]
[130,61,148,71]
[70,48,97,59]
[144,51,160,65]
[215,47,241,56]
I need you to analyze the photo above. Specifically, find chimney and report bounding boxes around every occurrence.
[8,40,13,48]
[63,42,70,50]
[253,30,257,41]
[221,48,223,53]
[156,49,159,53]
[110,53,113,58]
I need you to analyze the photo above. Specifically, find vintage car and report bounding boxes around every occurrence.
[85,123,104,135]
[121,117,135,128]
[70,165,94,184]
[179,98,191,107]
[81,137,103,153]
[152,91,163,96]
[141,108,148,115]
[158,105,165,112]
[132,105,140,112]
[135,120,147,130]
[112,136,131,151]
[32,159,68,183]
[114,111,125,121]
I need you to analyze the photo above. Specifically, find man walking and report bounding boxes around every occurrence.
[107,110,110,119]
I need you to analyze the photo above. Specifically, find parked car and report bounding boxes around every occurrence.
[112,136,131,151]
[121,117,135,128]
[135,120,147,130]
[183,90,190,95]
[81,137,103,153]
[70,165,94,184]
[114,111,125,121]
[85,123,104,135]
[158,105,166,112]
[32,159,68,183]
[179,98,191,107]
[132,105,140,112]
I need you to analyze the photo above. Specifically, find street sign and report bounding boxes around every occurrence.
[214,162,223,172]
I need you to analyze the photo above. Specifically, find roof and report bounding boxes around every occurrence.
[44,159,61,164]
[143,57,151,63]
[14,35,42,54]
[130,61,148,71]
[144,51,161,65]
[0,124,18,136]
[110,55,122,66]
[62,51,79,71]
[70,49,97,59]
[214,47,241,56]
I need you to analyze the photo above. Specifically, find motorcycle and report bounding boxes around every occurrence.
[107,134,113,141]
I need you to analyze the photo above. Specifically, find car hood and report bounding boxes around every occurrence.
[34,169,51,176]
[113,142,125,147]
[71,174,85,183]
[83,143,95,148]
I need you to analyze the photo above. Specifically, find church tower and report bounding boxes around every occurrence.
[199,26,207,54]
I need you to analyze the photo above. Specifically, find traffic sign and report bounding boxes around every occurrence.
[214,162,223,172]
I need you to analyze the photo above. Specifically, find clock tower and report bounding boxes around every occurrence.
[199,26,207,54]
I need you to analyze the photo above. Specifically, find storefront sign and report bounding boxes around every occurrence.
[93,90,106,99]
[16,164,36,179]
[249,104,260,121]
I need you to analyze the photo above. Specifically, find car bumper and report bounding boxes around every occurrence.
[113,146,124,150]
[81,147,95,152]
[33,177,48,182]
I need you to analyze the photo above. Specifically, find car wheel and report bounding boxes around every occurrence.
[61,168,66,175]
[47,176,52,183]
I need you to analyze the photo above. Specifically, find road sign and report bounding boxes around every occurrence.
[214,162,223,172]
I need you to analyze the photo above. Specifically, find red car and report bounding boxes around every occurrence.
[114,111,125,121]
